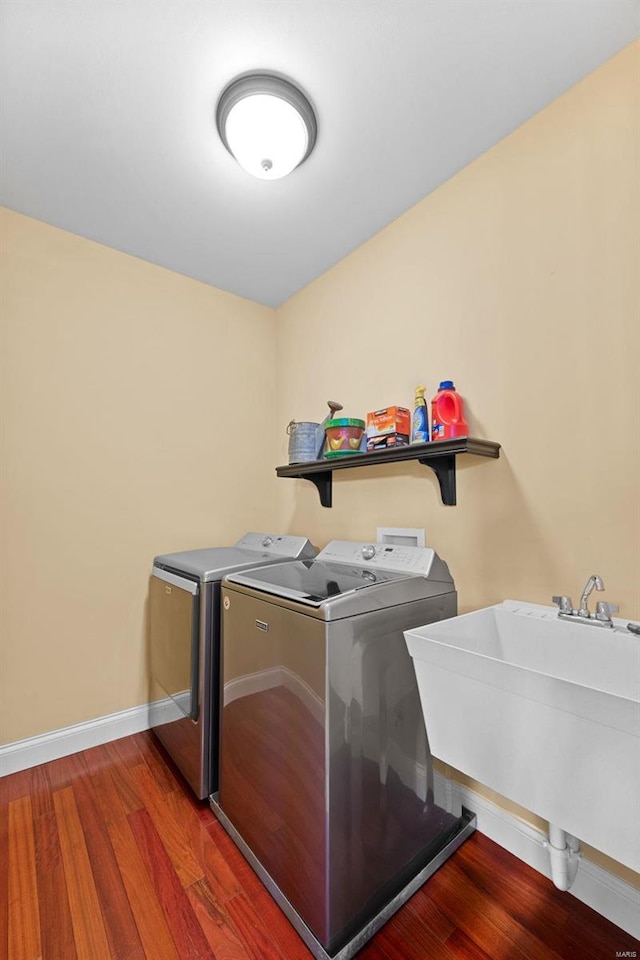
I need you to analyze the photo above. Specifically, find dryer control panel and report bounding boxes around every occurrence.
[317,540,437,577]
[234,533,316,559]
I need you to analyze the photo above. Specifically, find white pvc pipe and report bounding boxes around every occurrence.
[566,832,581,854]
[549,824,566,849]
[545,824,581,891]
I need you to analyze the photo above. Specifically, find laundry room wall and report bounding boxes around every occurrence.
[275,42,639,884]
[0,208,278,745]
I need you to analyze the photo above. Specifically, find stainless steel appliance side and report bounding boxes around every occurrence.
[218,585,463,953]
[150,576,219,798]
[324,591,461,952]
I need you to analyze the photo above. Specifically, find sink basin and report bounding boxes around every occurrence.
[405,600,640,872]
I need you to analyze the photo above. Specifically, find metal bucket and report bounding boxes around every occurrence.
[287,420,324,463]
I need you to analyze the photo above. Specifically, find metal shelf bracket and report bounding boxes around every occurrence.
[419,455,456,506]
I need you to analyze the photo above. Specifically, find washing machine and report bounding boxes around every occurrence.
[212,539,476,960]
[149,532,315,799]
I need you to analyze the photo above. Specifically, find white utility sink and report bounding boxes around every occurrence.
[405,600,640,872]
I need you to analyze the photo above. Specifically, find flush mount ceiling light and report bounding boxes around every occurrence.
[216,73,317,180]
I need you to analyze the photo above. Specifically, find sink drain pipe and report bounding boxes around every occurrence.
[544,824,581,891]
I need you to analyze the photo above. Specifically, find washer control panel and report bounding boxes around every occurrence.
[318,540,436,577]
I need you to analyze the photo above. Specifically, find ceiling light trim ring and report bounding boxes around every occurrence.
[216,73,317,171]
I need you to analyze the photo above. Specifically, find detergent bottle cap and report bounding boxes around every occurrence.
[414,384,426,398]
[438,380,455,390]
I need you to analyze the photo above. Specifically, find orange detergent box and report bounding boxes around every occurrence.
[366,406,411,450]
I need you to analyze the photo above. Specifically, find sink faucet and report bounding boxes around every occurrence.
[578,574,604,618]
[552,575,619,628]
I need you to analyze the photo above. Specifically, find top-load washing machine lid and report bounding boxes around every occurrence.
[152,533,316,582]
[223,540,455,618]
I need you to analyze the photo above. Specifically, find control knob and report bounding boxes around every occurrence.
[361,544,376,560]
[262,536,274,547]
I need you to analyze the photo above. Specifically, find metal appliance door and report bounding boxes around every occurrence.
[150,568,200,721]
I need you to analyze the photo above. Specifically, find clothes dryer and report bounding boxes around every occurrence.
[149,532,315,799]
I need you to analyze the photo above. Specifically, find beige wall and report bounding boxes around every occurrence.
[275,42,639,884]
[0,208,277,744]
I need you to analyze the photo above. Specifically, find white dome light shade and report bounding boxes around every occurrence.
[225,95,307,180]
[217,74,317,181]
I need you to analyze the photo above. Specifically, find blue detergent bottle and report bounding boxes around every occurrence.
[411,385,429,444]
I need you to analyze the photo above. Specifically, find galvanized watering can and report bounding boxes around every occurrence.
[286,401,343,463]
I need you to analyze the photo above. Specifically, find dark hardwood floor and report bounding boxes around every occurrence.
[1,730,637,960]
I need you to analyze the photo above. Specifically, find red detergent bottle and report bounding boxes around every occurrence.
[431,380,469,440]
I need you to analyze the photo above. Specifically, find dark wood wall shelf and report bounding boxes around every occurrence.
[276,437,501,507]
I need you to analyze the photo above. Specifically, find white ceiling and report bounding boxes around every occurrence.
[1,1,638,307]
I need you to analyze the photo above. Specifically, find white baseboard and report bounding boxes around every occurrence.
[0,697,176,777]
[438,772,640,940]
[1,703,637,939]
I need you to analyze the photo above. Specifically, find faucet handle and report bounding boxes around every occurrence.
[552,595,573,614]
[595,601,619,622]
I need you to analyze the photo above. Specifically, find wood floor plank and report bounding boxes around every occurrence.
[164,789,242,904]
[374,887,458,960]
[452,835,576,955]
[26,763,55,822]
[68,761,145,960]
[207,820,269,901]
[78,743,112,777]
[134,731,181,795]
[0,770,34,808]
[128,807,215,960]
[357,939,395,960]
[224,892,290,960]
[192,794,217,827]
[94,769,181,960]
[45,752,87,793]
[445,927,495,960]
[53,785,112,960]
[206,823,263,902]
[455,834,640,956]
[104,734,147,769]
[229,879,310,960]
[186,879,253,960]
[562,901,640,958]
[33,809,77,960]
[130,762,204,887]
[84,747,143,824]
[90,742,145,817]
[456,834,569,924]
[7,796,41,960]
[401,882,457,942]
[426,856,567,960]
